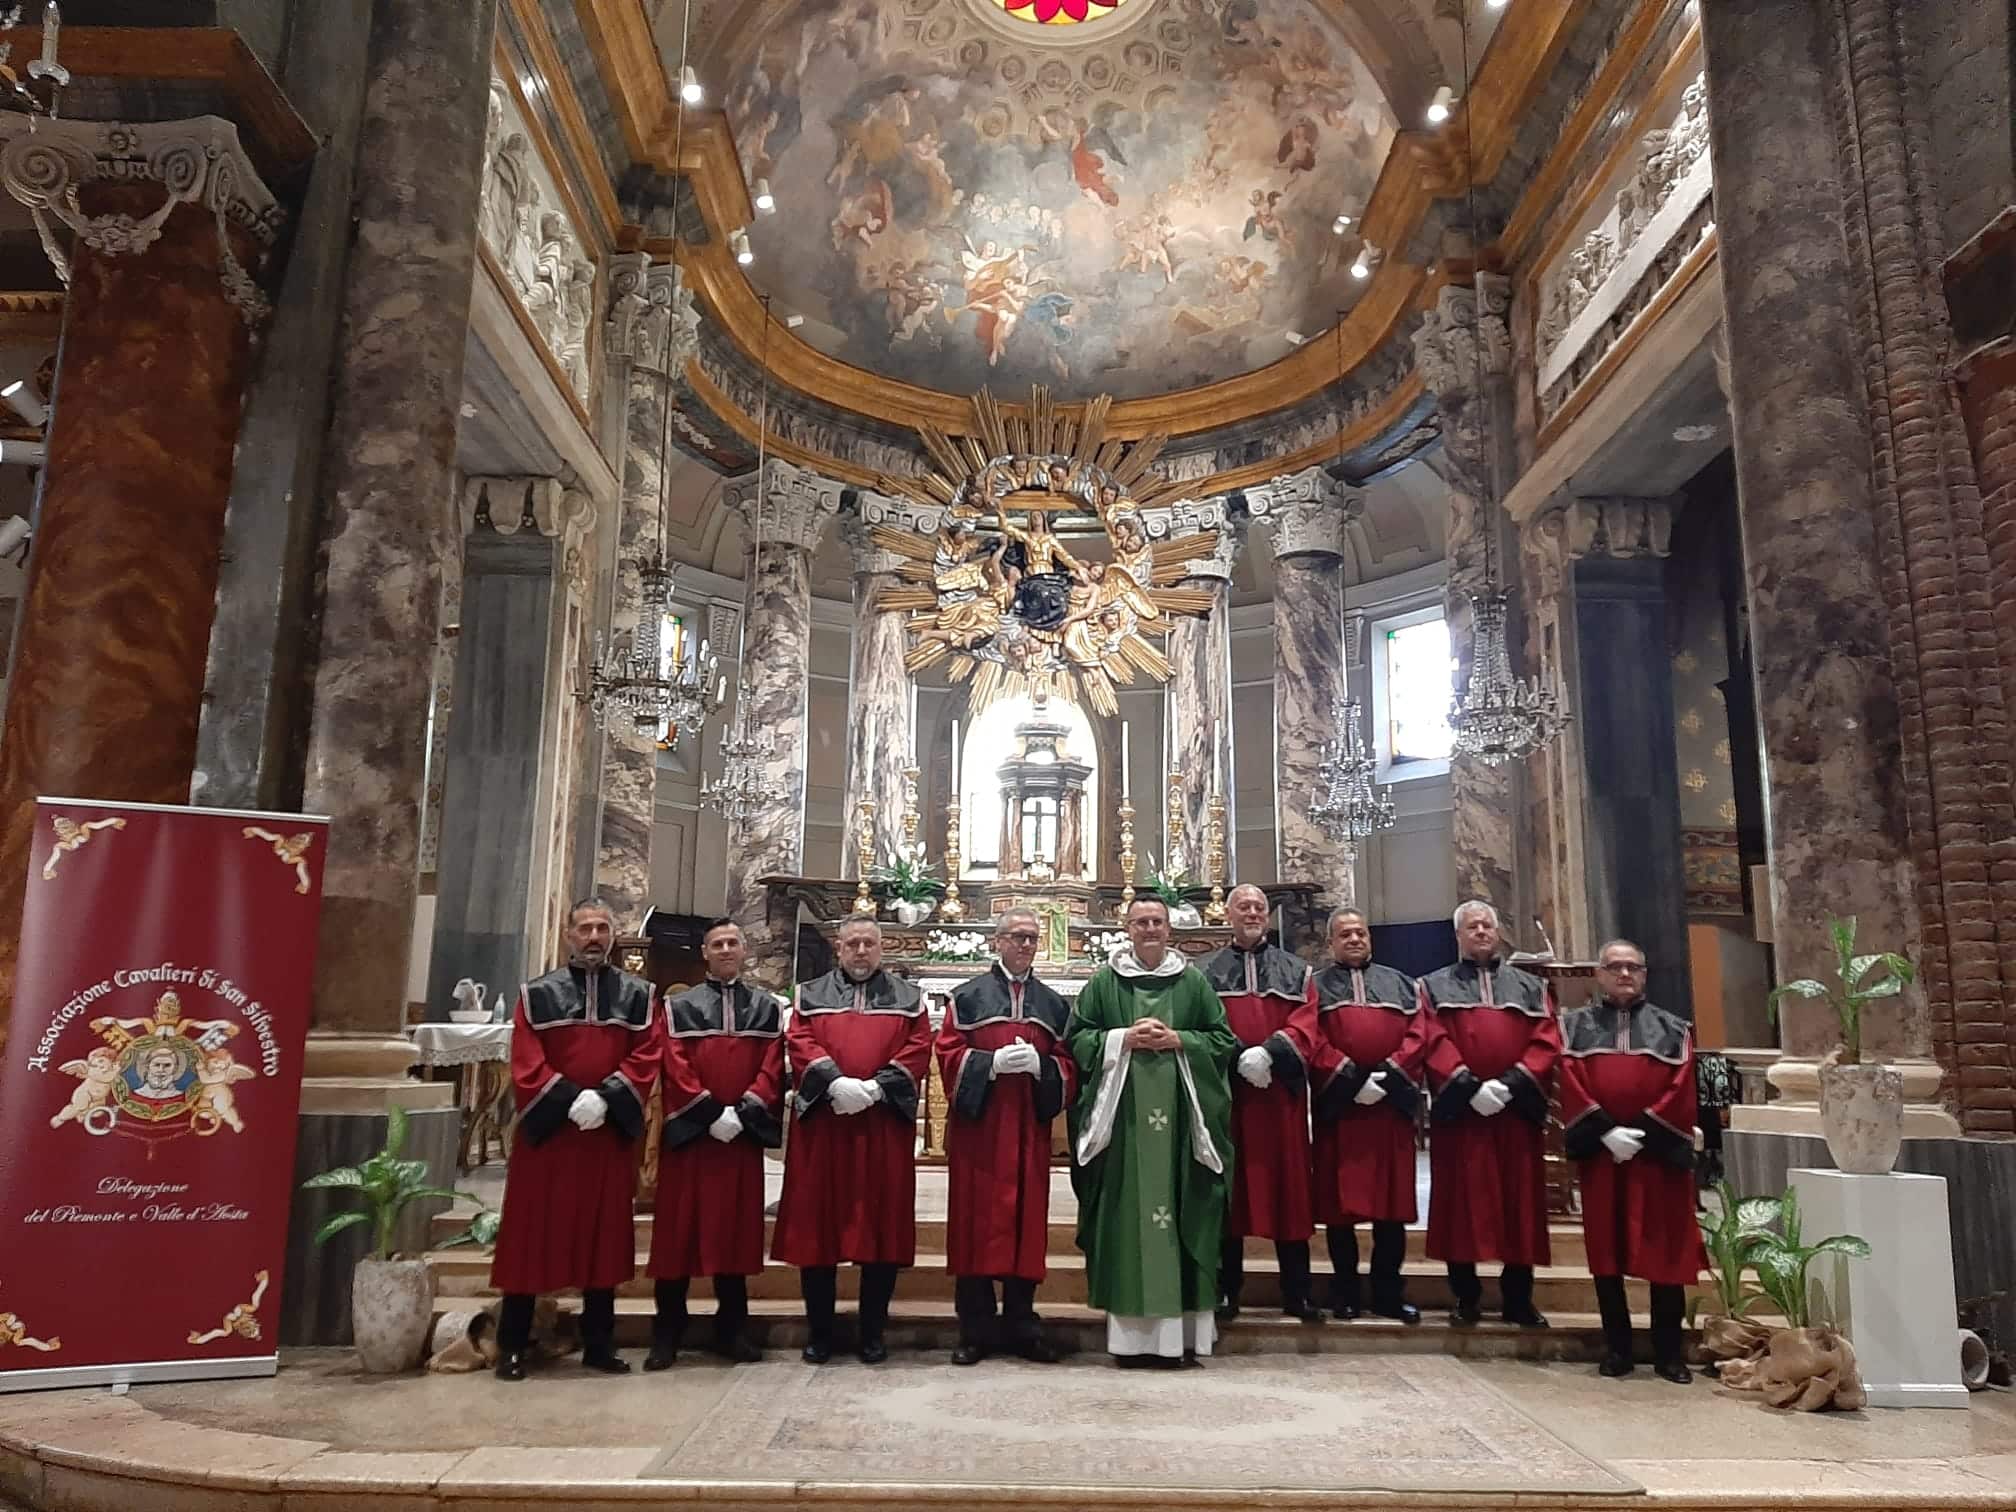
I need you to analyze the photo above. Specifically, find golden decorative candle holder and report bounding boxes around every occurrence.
[852,798,877,916]
[901,764,920,858]
[940,796,967,921]
[1165,769,1185,873]
[1203,793,1228,925]
[1118,796,1137,915]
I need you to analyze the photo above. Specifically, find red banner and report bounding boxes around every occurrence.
[0,798,326,1391]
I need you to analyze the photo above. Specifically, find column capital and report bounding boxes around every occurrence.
[1524,494,1676,600]
[1248,466,1363,559]
[837,503,907,576]
[1412,271,1513,403]
[0,115,283,325]
[725,457,846,553]
[603,250,651,359]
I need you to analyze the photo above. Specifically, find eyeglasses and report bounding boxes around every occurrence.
[1598,961,1646,973]
[1002,932,1040,944]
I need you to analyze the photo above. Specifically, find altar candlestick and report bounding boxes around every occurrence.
[1120,721,1131,797]
[951,718,961,791]
[908,681,919,763]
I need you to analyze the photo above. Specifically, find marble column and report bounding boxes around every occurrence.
[1250,466,1359,901]
[0,118,279,1055]
[723,459,845,986]
[839,507,914,877]
[1414,273,1526,923]
[1167,517,1245,884]
[592,259,700,929]
[299,0,496,1058]
[1702,0,1956,1128]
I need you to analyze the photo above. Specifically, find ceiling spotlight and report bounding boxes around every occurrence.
[732,229,753,266]
[1331,215,1351,235]
[753,178,775,213]
[1285,331,1308,346]
[679,66,703,105]
[0,380,45,427]
[1488,0,1510,9]
[1351,240,1384,281]
[1673,423,1718,443]
[1427,85,1456,125]
[784,313,805,329]
[0,440,46,466]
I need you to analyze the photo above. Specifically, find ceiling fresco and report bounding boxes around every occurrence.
[719,0,1400,401]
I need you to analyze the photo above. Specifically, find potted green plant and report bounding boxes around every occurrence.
[301,1105,463,1373]
[870,853,944,926]
[1766,915,1914,1173]
[1719,1187,1871,1411]
[1693,1181,1780,1365]
[1144,854,1202,928]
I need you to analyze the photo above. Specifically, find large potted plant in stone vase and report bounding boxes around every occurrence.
[302,1105,463,1373]
[1766,915,1914,1175]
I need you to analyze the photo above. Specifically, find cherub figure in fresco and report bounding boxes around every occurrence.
[50,1046,118,1130]
[1243,190,1295,251]
[946,240,1053,368]
[904,130,965,222]
[793,0,894,75]
[1277,116,1319,176]
[827,82,920,190]
[832,178,894,249]
[1071,113,1128,207]
[1118,214,1177,284]
[866,258,943,343]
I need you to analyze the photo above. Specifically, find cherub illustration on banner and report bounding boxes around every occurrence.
[50,1045,118,1130]
[0,1313,59,1352]
[242,825,315,894]
[41,814,125,880]
[188,1272,270,1346]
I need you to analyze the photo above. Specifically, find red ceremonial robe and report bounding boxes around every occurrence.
[1200,941,1318,1241]
[1419,958,1560,1267]
[936,963,1076,1281]
[649,976,787,1280]
[491,964,656,1295]
[1559,998,1706,1287]
[1308,960,1426,1224]
[771,968,932,1267]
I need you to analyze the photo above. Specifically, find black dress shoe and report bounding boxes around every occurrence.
[1014,1334,1061,1364]
[1599,1354,1635,1378]
[494,1351,528,1382]
[1329,1301,1362,1321]
[1369,1301,1421,1325]
[858,1337,889,1365]
[1180,1348,1204,1368]
[1451,1300,1483,1327]
[1283,1298,1325,1324]
[1502,1306,1550,1329]
[801,1337,832,1365]
[708,1336,762,1364]
[1655,1360,1694,1385]
[1214,1301,1241,1324]
[643,1346,678,1372]
[582,1348,631,1374]
[951,1341,985,1366]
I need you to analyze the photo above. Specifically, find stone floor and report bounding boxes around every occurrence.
[1,1347,2013,1511]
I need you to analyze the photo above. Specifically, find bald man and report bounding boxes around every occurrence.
[1200,883,1321,1324]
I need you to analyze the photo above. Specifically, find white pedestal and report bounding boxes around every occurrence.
[1787,1168,1969,1409]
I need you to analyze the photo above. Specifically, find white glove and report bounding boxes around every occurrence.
[1236,1045,1274,1089]
[567,1088,608,1130]
[993,1042,1042,1077]
[1354,1069,1389,1106]
[708,1106,743,1143]
[828,1076,873,1115]
[1601,1126,1646,1164]
[1469,1079,1511,1117]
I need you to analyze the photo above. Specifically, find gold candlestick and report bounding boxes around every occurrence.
[940,796,967,921]
[1118,796,1137,916]
[901,764,920,859]
[852,798,877,916]
[1203,793,1228,925]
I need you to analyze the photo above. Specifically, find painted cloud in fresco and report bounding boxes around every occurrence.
[724,0,1398,400]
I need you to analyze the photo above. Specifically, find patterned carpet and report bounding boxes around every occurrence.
[645,1355,1641,1495]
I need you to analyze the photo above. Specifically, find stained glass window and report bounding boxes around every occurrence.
[1386,616,1455,763]
[991,0,1129,26]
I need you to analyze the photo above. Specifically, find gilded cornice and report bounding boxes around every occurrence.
[574,0,1593,437]
[0,290,61,344]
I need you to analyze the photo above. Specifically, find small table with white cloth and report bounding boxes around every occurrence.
[407,1021,514,1170]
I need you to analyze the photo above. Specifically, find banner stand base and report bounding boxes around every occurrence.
[0,1353,277,1396]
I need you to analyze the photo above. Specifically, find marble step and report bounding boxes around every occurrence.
[428,1210,1595,1269]
[427,1249,1666,1314]
[514,1296,1689,1363]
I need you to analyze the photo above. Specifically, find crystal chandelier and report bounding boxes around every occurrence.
[1450,592,1568,765]
[700,295,793,823]
[1442,1,1568,765]
[582,553,724,740]
[0,4,68,118]
[1310,690,1395,857]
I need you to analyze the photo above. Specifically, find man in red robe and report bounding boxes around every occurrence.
[1308,907,1426,1323]
[645,919,785,1369]
[772,917,931,1364]
[935,906,1074,1365]
[1559,938,1704,1383]
[1420,899,1560,1328]
[490,898,657,1381]
[1201,883,1322,1323]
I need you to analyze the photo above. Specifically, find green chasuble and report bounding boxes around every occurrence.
[1066,957,1237,1319]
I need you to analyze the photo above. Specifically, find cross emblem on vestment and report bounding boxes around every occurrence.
[1150,1205,1172,1229]
[1148,1107,1169,1132]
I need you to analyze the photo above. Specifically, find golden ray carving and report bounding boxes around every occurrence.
[873,386,1222,717]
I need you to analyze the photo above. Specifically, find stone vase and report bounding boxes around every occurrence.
[1817,1060,1904,1175]
[352,1257,434,1373]
[893,899,934,926]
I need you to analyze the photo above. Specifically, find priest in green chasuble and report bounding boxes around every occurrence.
[1067,895,1237,1366]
